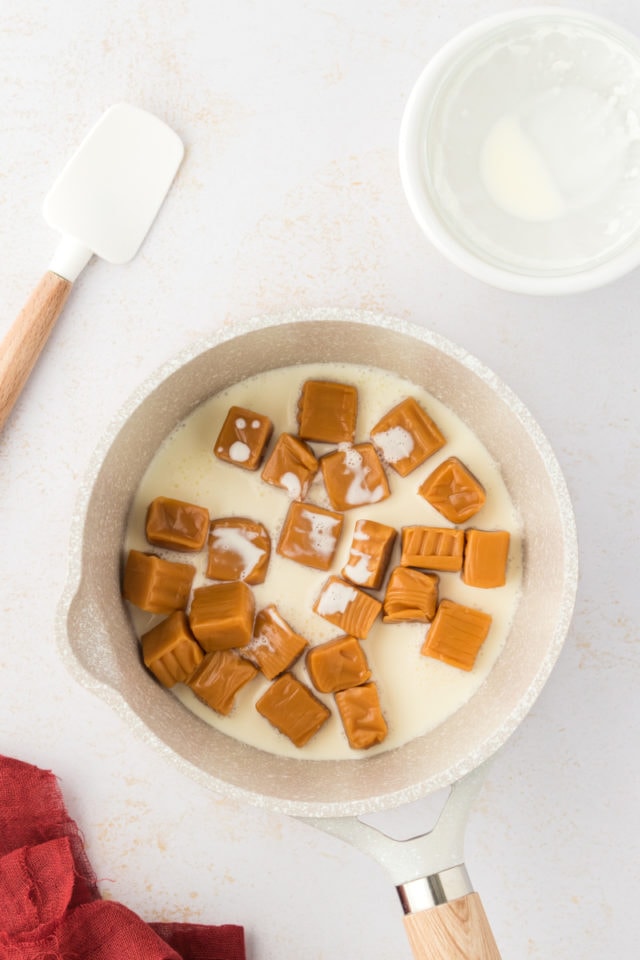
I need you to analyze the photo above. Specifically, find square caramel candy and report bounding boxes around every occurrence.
[400,526,465,572]
[122,550,195,613]
[145,496,209,552]
[243,605,308,679]
[382,566,439,623]
[370,396,445,477]
[188,650,258,715]
[277,501,343,571]
[313,576,382,639]
[261,433,319,499]
[418,456,486,524]
[462,529,510,588]
[256,673,330,747]
[306,635,371,694]
[421,599,492,672]
[188,580,255,651]
[141,611,204,687]
[320,443,390,511]
[297,380,357,444]
[335,683,388,750]
[342,518,397,590]
[207,517,271,584]
[214,405,273,470]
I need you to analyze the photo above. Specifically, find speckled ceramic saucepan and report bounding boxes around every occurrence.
[58,309,578,960]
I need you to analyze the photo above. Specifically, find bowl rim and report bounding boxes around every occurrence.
[398,6,640,295]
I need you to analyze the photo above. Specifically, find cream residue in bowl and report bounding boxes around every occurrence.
[424,13,640,277]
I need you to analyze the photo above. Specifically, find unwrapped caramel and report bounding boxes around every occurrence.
[277,501,343,570]
[188,581,255,651]
[261,433,319,499]
[145,496,210,552]
[188,650,258,715]
[400,526,465,572]
[462,529,510,588]
[341,518,396,590]
[123,550,195,613]
[256,673,330,747]
[207,517,271,584]
[370,396,445,476]
[306,635,371,693]
[421,599,492,671]
[320,443,390,511]
[141,611,204,687]
[383,567,439,623]
[297,380,357,444]
[335,683,388,749]
[214,405,273,470]
[313,576,382,638]
[244,605,308,679]
[418,456,486,524]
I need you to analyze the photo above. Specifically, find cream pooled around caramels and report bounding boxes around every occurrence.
[123,362,522,761]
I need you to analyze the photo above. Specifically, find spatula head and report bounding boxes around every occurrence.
[43,103,184,264]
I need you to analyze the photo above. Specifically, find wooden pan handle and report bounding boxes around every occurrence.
[0,271,73,433]
[403,892,501,960]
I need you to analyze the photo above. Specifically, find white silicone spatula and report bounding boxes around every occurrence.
[0,103,184,432]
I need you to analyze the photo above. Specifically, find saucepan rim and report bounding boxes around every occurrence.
[56,308,579,816]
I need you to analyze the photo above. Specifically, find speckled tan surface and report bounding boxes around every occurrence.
[1,2,638,958]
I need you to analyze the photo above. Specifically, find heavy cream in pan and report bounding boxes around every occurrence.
[125,363,523,760]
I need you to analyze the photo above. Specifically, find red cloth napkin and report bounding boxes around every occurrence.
[0,755,245,960]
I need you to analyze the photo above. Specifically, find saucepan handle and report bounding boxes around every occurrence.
[300,763,500,958]
[402,891,501,960]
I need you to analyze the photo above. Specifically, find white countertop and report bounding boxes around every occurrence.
[1,1,638,957]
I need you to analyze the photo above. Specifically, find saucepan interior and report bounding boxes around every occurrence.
[58,309,578,817]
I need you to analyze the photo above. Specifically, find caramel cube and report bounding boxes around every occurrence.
[207,517,271,584]
[400,526,465,572]
[244,605,308,679]
[277,501,343,571]
[313,576,382,639]
[145,496,209,552]
[297,380,357,444]
[335,683,388,750]
[421,600,492,671]
[141,611,204,687]
[261,433,319,499]
[188,581,255,651]
[320,443,390,511]
[256,673,330,747]
[418,457,486,524]
[122,550,195,613]
[463,529,510,588]
[188,650,258,715]
[382,567,439,623]
[306,635,371,693]
[341,518,396,590]
[370,396,445,476]
[214,405,273,470]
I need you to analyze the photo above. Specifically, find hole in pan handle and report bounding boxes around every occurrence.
[299,760,501,960]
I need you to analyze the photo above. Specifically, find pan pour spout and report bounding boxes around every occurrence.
[300,761,501,960]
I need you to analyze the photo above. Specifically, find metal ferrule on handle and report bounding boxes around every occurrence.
[397,864,473,913]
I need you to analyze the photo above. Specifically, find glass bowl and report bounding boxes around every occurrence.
[399,8,640,294]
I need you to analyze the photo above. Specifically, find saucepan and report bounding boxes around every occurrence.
[57,309,578,959]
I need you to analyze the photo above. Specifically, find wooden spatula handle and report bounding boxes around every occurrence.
[0,271,72,432]
[403,892,502,960]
